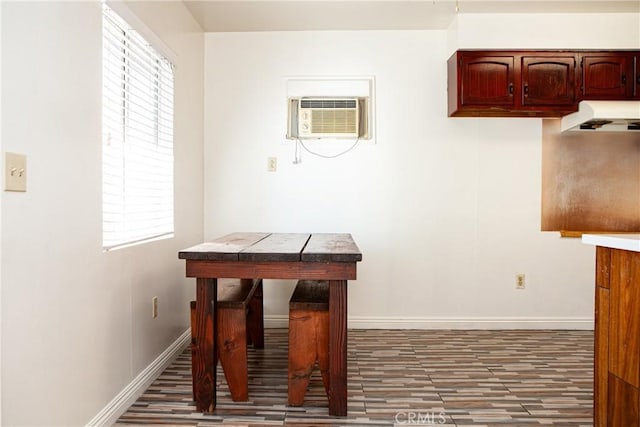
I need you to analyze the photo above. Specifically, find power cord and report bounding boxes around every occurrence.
[293,138,360,164]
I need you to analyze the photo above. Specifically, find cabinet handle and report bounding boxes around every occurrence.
[622,74,627,84]
[524,84,529,96]
[509,83,514,95]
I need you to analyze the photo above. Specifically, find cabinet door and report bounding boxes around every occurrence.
[582,54,632,98]
[608,374,640,427]
[460,55,515,107]
[609,249,640,388]
[522,56,576,106]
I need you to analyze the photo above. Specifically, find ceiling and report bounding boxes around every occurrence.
[182,0,640,32]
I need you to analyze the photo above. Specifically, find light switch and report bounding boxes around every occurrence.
[4,152,27,192]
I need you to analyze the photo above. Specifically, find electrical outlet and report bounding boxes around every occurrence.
[267,157,277,172]
[516,274,526,290]
[4,152,27,192]
[152,296,158,318]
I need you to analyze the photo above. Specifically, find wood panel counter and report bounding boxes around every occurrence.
[583,234,640,426]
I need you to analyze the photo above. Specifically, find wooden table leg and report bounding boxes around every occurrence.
[193,278,217,412]
[328,279,348,416]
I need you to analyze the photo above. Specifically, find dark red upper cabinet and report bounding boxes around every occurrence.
[448,50,578,117]
[521,55,577,106]
[448,51,517,116]
[581,53,632,98]
[448,50,640,117]
[460,55,515,107]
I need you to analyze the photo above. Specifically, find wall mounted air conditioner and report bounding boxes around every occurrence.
[287,97,369,139]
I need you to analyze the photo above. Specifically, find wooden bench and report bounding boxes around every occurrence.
[288,280,329,406]
[190,278,264,402]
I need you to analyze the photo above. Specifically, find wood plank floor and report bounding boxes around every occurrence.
[116,329,594,426]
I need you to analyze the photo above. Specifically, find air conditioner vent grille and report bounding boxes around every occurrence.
[310,109,357,134]
[300,99,358,109]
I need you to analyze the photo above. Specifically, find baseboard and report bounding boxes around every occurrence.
[85,329,191,427]
[265,315,593,330]
[264,315,289,328]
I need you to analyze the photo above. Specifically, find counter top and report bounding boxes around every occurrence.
[582,233,640,252]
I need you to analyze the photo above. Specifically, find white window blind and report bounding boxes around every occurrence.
[102,4,174,249]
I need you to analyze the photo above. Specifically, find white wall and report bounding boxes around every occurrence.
[0,1,3,421]
[1,1,203,425]
[203,12,639,328]
[454,13,640,51]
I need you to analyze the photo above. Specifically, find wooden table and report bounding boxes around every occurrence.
[178,232,362,416]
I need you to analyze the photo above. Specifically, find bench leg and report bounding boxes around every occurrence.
[218,307,249,402]
[288,310,329,406]
[192,301,249,402]
[247,280,264,349]
[316,311,330,396]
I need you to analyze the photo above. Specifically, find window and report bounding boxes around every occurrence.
[102,4,174,249]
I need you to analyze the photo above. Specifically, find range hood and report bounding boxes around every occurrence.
[560,101,640,132]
